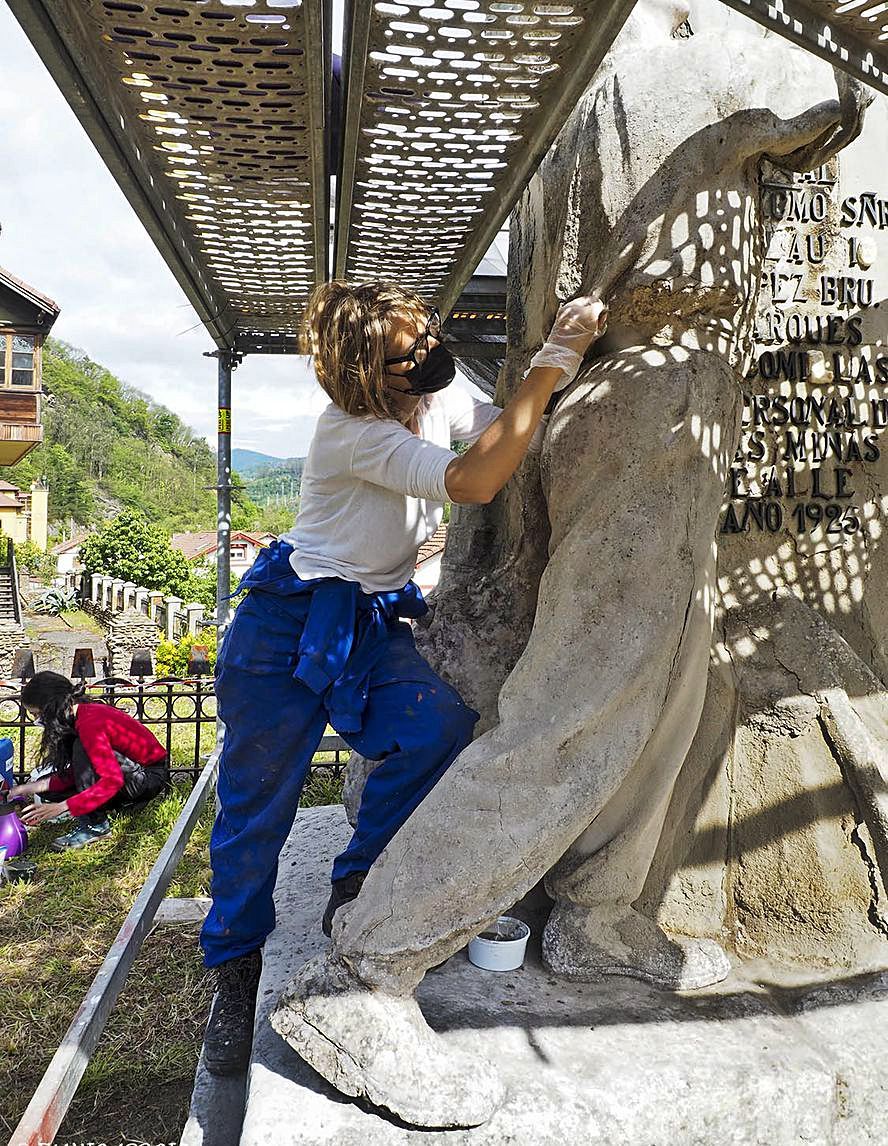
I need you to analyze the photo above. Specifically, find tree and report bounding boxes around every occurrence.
[79,511,192,596]
[255,503,296,536]
[230,484,262,531]
[179,567,242,613]
[40,442,96,523]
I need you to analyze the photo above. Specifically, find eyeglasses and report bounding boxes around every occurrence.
[384,309,442,370]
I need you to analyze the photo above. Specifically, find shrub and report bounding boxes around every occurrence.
[32,587,78,616]
[15,540,56,581]
[155,628,218,678]
[179,568,243,614]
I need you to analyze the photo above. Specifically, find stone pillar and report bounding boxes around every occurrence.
[165,596,182,641]
[105,609,161,679]
[184,603,205,635]
[28,482,48,551]
[101,576,114,610]
[110,579,125,613]
[135,588,150,615]
[123,582,137,611]
[90,573,102,605]
[148,591,164,624]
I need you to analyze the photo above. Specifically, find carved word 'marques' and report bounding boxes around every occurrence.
[723,161,886,539]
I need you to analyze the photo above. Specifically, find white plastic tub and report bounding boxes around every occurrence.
[467,915,530,972]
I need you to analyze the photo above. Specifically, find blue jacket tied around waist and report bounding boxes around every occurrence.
[231,539,429,733]
[201,537,479,966]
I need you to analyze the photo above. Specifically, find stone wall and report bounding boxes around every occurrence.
[0,620,26,679]
[105,609,162,678]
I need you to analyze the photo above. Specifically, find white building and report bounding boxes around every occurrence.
[171,530,277,580]
[51,530,90,579]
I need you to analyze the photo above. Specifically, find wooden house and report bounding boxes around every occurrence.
[0,265,60,465]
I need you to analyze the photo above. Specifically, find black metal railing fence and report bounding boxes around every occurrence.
[0,674,352,785]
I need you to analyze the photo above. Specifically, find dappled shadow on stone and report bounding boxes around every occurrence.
[238,807,888,1146]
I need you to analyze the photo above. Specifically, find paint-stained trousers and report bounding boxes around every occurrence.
[200,588,479,968]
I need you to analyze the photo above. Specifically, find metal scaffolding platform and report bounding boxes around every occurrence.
[333,0,636,313]
[719,0,888,95]
[7,0,329,356]
[7,1,888,350]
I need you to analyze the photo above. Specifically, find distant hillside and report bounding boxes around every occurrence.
[232,448,287,476]
[1,338,259,534]
[244,457,304,509]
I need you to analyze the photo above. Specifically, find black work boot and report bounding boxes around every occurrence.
[321,873,367,937]
[203,949,262,1076]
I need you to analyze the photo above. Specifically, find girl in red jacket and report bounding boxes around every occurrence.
[12,671,170,850]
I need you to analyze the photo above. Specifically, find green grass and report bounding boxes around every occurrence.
[25,608,105,637]
[0,782,216,1141]
[0,749,345,1142]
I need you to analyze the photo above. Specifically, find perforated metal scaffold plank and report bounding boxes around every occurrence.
[717,0,888,97]
[7,0,329,354]
[334,0,637,313]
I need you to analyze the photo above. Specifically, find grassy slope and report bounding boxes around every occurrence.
[1,760,345,1142]
[0,785,215,1142]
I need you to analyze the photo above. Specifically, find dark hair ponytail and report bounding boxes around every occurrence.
[20,671,88,769]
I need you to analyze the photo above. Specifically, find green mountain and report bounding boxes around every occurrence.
[232,447,288,476]
[0,338,258,535]
[231,449,305,519]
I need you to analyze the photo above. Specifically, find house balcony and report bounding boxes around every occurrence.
[0,391,43,465]
[0,421,43,465]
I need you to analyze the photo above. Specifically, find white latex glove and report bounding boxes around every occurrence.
[548,293,609,352]
[527,293,609,392]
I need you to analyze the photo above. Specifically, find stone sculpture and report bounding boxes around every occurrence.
[271,1,872,1128]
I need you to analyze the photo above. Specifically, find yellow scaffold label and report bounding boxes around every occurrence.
[218,408,232,434]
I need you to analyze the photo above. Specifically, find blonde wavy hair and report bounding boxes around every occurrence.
[301,280,429,420]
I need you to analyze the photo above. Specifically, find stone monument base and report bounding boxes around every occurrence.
[190,806,888,1146]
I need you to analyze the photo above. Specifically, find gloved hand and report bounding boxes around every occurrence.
[548,293,609,353]
[528,292,609,391]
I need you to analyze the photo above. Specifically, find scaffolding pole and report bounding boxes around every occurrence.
[215,351,234,630]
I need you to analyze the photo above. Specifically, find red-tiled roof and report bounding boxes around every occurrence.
[416,523,448,566]
[239,530,278,546]
[172,530,272,560]
[0,266,60,318]
[0,481,21,492]
[0,493,25,509]
[52,531,92,555]
[171,531,217,560]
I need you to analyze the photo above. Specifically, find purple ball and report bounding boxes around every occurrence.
[0,802,28,859]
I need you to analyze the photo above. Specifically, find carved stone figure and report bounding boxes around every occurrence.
[271,1,871,1128]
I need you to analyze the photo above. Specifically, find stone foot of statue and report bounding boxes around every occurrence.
[270,951,504,1128]
[542,902,731,990]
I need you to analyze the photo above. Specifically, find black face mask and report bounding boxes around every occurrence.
[397,344,456,395]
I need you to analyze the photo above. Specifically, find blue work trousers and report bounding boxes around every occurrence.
[200,588,478,968]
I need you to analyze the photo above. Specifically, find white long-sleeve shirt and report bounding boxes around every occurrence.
[282,384,501,593]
